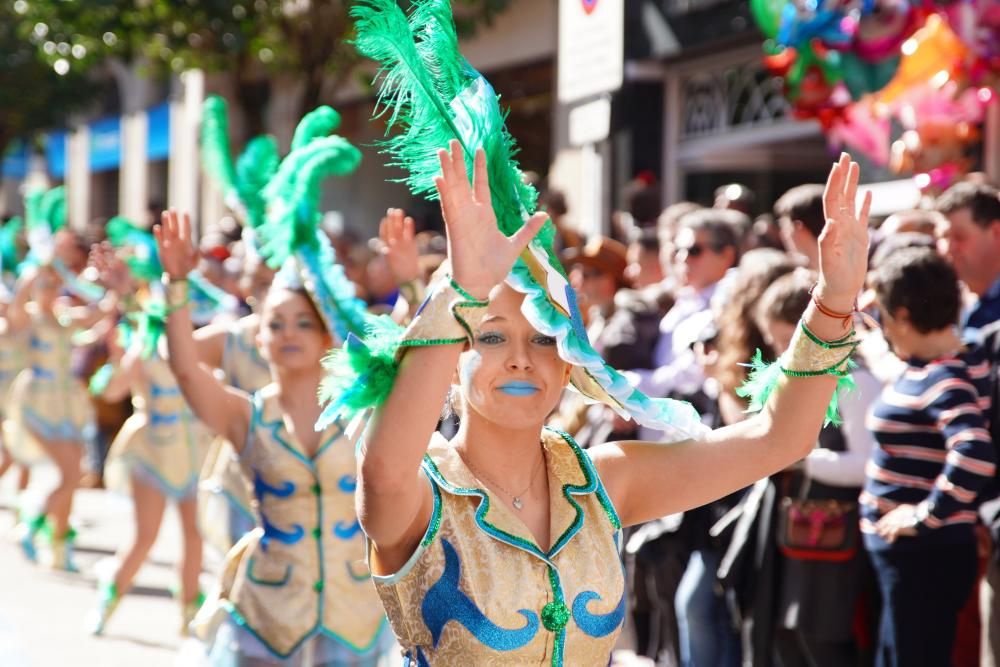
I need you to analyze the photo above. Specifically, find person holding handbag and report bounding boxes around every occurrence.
[862,247,996,667]
[755,269,880,666]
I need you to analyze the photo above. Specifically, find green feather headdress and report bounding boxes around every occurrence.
[18,185,105,302]
[22,185,66,268]
[254,114,369,344]
[107,215,238,329]
[0,216,23,279]
[200,96,280,231]
[200,97,369,343]
[317,0,706,442]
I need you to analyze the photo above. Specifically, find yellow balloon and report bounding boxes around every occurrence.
[874,14,968,106]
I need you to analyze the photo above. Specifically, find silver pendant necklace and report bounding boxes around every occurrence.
[460,449,545,511]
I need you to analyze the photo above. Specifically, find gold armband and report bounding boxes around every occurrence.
[398,276,489,353]
[163,277,190,312]
[782,322,859,377]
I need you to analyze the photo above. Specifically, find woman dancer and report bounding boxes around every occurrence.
[342,141,870,663]
[8,261,105,570]
[160,207,390,665]
[86,246,212,635]
[325,4,870,661]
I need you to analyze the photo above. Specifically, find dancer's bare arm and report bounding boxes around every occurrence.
[593,154,872,527]
[156,210,252,449]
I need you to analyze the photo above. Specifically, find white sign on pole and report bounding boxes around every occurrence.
[557,0,624,104]
[568,97,612,147]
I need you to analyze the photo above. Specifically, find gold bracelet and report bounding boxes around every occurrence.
[782,321,858,377]
[399,276,489,352]
[163,277,190,311]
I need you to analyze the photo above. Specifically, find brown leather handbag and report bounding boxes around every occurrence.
[777,478,859,562]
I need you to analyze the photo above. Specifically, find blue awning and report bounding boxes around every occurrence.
[46,132,67,179]
[89,116,122,172]
[1,141,29,179]
[147,102,170,161]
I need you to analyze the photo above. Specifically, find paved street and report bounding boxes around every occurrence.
[0,464,216,667]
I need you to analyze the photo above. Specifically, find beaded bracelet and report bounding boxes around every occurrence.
[808,284,856,331]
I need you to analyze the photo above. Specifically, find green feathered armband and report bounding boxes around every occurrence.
[315,276,488,430]
[736,321,859,427]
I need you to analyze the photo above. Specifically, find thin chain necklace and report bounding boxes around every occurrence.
[459,448,545,511]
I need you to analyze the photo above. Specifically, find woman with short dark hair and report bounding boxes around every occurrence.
[862,246,996,666]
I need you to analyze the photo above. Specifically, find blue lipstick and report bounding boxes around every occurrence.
[498,381,540,396]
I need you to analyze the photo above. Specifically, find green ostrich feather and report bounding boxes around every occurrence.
[200,96,239,199]
[24,186,65,233]
[257,135,362,268]
[352,0,559,273]
[291,106,342,152]
[235,136,280,230]
[736,350,858,427]
[0,217,23,275]
[106,216,162,282]
[316,315,405,430]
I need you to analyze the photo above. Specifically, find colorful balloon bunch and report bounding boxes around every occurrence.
[751,0,999,192]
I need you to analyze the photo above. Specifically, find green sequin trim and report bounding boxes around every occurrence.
[799,321,859,349]
[550,429,622,532]
[420,427,619,567]
[421,477,443,548]
[246,558,292,587]
[541,601,569,631]
[547,566,567,666]
[447,276,490,306]
[398,336,467,348]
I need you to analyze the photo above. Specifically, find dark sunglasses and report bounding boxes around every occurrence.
[676,243,708,258]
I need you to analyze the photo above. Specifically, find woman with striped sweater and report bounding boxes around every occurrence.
[862,246,995,667]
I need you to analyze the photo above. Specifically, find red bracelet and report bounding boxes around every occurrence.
[808,285,855,330]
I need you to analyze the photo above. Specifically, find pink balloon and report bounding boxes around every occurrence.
[827,102,890,166]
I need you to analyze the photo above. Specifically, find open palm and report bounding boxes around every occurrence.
[817,153,872,306]
[153,210,198,280]
[379,208,420,285]
[434,140,547,299]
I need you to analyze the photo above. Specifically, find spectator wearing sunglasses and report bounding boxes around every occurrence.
[628,209,743,440]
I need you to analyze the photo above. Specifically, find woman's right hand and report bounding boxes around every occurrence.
[153,209,198,280]
[433,140,547,299]
[379,208,421,285]
[89,242,133,294]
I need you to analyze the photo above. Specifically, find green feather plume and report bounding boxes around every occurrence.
[257,135,362,268]
[200,96,239,202]
[316,315,405,430]
[352,0,558,273]
[0,217,23,276]
[24,185,65,233]
[736,350,858,427]
[235,136,281,229]
[291,106,342,152]
[106,216,162,282]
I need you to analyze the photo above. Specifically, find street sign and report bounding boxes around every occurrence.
[568,97,612,146]
[557,0,624,104]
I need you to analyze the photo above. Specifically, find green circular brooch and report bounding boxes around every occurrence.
[541,601,570,632]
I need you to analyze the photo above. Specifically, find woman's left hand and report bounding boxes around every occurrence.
[816,153,872,312]
[874,504,919,544]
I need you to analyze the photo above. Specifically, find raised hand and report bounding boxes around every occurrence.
[433,140,548,300]
[379,208,420,285]
[817,153,872,311]
[153,210,198,280]
[89,242,132,293]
